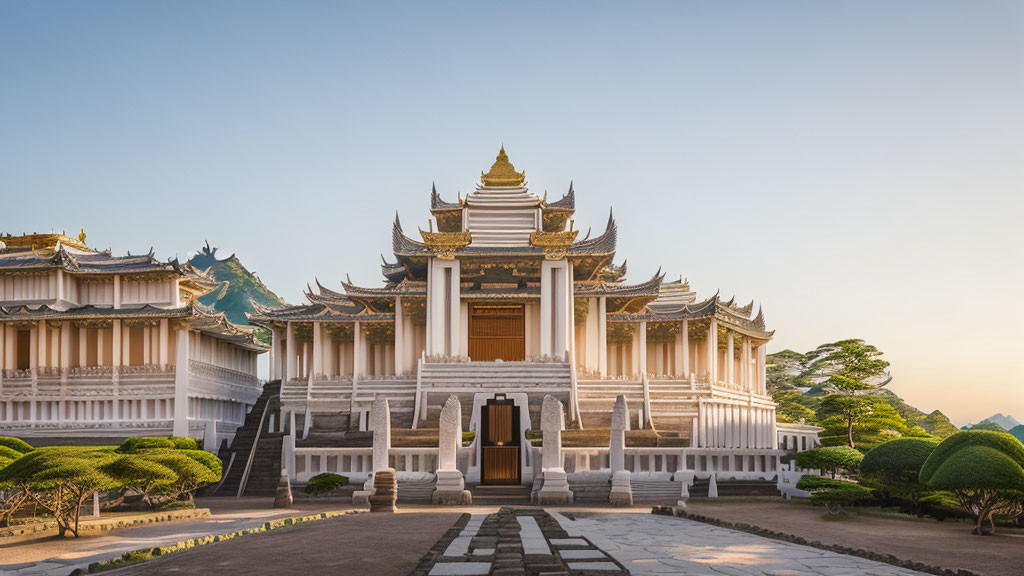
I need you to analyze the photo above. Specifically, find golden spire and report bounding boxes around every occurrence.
[78,228,87,244]
[481,146,526,187]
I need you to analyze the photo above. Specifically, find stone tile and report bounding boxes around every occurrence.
[472,548,495,556]
[558,549,606,559]
[428,562,493,576]
[549,538,589,547]
[443,535,473,557]
[566,561,622,571]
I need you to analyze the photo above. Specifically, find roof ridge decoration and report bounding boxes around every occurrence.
[430,183,462,212]
[480,146,526,187]
[544,181,576,210]
[569,209,617,256]
[418,228,472,260]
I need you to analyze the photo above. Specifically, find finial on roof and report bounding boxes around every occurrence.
[481,145,526,187]
[78,229,86,244]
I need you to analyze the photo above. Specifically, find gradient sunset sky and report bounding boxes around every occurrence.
[2,1,1021,426]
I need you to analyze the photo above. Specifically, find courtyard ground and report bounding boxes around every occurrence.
[686,499,1024,576]
[0,498,354,576]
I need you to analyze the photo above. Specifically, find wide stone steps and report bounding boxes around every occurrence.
[631,479,683,503]
[396,478,436,502]
[569,480,612,504]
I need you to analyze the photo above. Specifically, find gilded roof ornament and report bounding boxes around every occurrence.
[419,229,472,260]
[480,146,526,187]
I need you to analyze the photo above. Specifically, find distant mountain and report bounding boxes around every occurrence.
[768,340,958,439]
[189,243,284,326]
[1009,425,1024,443]
[964,413,1021,431]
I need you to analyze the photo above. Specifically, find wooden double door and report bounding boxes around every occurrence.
[468,304,525,362]
[481,398,521,485]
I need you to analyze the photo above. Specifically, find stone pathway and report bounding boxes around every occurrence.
[553,512,930,576]
[410,507,629,576]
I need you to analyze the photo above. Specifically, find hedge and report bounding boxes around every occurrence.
[0,437,33,454]
[117,438,176,453]
[920,430,1024,484]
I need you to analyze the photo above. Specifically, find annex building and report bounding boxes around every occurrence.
[0,232,267,449]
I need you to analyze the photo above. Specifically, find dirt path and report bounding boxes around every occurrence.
[687,500,1024,576]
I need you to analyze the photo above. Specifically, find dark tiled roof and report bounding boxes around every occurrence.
[430,184,462,212]
[544,183,575,210]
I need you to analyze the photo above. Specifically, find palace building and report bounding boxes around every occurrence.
[0,232,267,449]
[250,148,818,495]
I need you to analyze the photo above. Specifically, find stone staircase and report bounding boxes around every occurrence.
[631,478,683,503]
[213,380,284,497]
[470,484,532,505]
[689,478,780,498]
[576,380,644,428]
[569,477,612,504]
[646,381,700,435]
[397,477,436,503]
[418,361,570,426]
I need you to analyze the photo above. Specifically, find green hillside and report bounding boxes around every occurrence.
[768,340,959,450]
[189,243,284,326]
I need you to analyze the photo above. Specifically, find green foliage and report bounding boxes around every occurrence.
[795,446,864,478]
[1009,425,1024,444]
[861,438,939,475]
[144,450,222,500]
[0,436,33,454]
[0,447,118,537]
[117,437,175,453]
[99,455,177,507]
[462,431,476,446]
[919,430,1024,535]
[772,389,817,424]
[0,445,24,462]
[304,473,350,494]
[796,475,874,514]
[808,340,889,384]
[157,500,195,511]
[168,436,199,450]
[819,398,926,450]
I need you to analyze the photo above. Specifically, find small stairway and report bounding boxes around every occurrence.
[397,478,436,503]
[569,478,612,504]
[213,380,284,497]
[689,478,780,498]
[576,380,644,428]
[631,479,683,503]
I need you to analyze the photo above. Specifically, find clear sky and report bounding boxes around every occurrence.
[2,1,1021,426]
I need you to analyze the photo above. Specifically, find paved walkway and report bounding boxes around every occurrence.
[552,512,930,576]
[0,498,350,576]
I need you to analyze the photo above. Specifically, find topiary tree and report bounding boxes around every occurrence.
[860,437,939,515]
[168,436,199,451]
[795,446,864,479]
[0,448,117,537]
[796,475,875,515]
[99,455,177,509]
[142,451,220,503]
[919,430,1024,535]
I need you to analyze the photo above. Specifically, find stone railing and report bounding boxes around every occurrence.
[188,360,259,388]
[120,364,173,376]
[290,446,439,483]
[68,366,115,377]
[423,354,471,364]
[1,368,33,379]
[554,446,781,481]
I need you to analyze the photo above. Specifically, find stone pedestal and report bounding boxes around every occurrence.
[273,475,293,508]
[352,476,375,507]
[432,469,472,505]
[708,472,719,499]
[368,468,397,512]
[537,469,573,505]
[609,470,633,506]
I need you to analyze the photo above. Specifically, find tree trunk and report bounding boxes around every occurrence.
[847,417,855,448]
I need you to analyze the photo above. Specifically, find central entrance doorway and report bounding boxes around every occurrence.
[480,396,521,485]
[468,304,525,362]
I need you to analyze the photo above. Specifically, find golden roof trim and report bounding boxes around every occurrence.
[418,229,472,260]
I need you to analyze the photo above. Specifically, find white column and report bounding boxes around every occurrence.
[539,263,553,357]
[121,322,131,367]
[312,322,323,379]
[113,275,121,309]
[726,331,734,386]
[353,320,363,379]
[638,321,647,377]
[757,345,767,395]
[394,297,404,375]
[269,327,279,380]
[36,321,46,369]
[112,320,122,421]
[597,296,607,377]
[285,322,296,382]
[585,297,599,372]
[707,320,718,383]
[159,319,169,367]
[78,326,87,367]
[173,327,189,436]
[143,325,151,365]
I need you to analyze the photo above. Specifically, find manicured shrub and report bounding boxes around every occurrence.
[144,451,221,502]
[860,437,940,515]
[796,475,874,515]
[117,437,175,453]
[304,473,350,495]
[794,446,864,478]
[0,437,33,454]
[919,430,1024,535]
